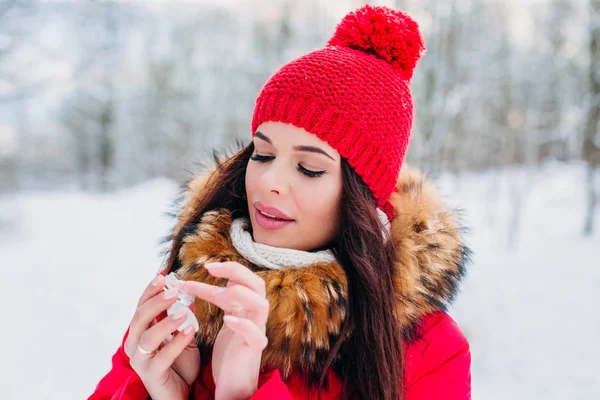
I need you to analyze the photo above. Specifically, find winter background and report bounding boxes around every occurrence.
[0,0,599,399]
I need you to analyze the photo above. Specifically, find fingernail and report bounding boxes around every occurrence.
[171,308,186,320]
[151,275,162,286]
[184,325,195,334]
[223,315,240,324]
[205,263,221,270]
[212,287,227,296]
[163,287,178,299]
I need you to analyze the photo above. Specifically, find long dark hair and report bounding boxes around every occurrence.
[327,157,404,400]
[164,143,404,400]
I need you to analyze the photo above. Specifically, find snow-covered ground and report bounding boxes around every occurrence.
[0,162,598,399]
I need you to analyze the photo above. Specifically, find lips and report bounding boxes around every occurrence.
[254,202,295,231]
[254,202,293,221]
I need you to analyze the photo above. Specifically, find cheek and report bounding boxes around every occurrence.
[245,163,257,197]
[295,179,341,220]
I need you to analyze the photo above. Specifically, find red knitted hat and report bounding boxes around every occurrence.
[251,5,425,221]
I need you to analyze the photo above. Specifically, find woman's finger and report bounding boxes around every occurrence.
[136,307,189,356]
[171,329,201,382]
[204,262,266,296]
[137,273,166,307]
[124,318,157,359]
[213,284,270,323]
[152,325,197,370]
[183,280,220,300]
[128,287,180,352]
[223,315,268,351]
[184,280,269,324]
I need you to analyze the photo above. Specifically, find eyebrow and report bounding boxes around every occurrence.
[254,131,336,161]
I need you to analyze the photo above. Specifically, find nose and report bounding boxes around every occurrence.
[259,160,287,196]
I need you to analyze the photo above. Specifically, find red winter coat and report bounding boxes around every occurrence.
[90,162,472,399]
[88,310,470,400]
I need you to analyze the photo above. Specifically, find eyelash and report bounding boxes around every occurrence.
[250,154,326,178]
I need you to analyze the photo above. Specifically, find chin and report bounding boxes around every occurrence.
[248,220,295,249]
[252,228,292,248]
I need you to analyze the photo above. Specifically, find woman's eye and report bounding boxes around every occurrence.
[251,154,324,177]
[250,154,274,163]
[298,164,325,178]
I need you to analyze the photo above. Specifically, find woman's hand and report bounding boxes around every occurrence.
[184,262,270,400]
[124,274,201,400]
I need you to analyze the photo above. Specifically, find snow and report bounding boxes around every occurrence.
[0,162,598,399]
[446,162,600,399]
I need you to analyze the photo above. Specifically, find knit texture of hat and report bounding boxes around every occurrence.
[251,5,425,221]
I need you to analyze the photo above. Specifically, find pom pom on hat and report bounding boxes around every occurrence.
[327,4,425,80]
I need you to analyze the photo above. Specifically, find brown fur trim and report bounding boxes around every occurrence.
[175,209,348,380]
[168,158,470,381]
[389,167,469,340]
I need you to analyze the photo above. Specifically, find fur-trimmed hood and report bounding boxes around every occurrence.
[163,153,470,382]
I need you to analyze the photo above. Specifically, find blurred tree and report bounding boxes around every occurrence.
[0,0,37,102]
[583,0,600,235]
[59,0,128,190]
[60,90,114,190]
[0,0,35,192]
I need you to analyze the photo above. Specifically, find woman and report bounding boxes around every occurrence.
[89,5,471,400]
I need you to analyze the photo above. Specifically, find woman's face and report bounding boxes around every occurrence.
[245,121,343,251]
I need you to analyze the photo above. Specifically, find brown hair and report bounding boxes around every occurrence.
[163,143,404,400]
[326,157,404,400]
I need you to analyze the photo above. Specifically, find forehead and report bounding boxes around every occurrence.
[255,121,340,157]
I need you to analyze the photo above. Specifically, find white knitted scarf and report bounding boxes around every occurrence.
[229,217,336,270]
[229,210,390,270]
